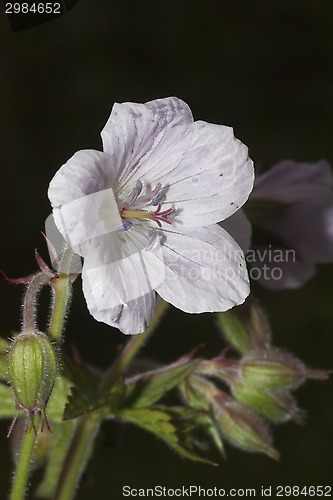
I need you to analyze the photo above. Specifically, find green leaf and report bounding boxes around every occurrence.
[47,375,72,423]
[63,379,126,420]
[0,336,9,352]
[63,358,195,419]
[124,358,195,409]
[0,382,15,418]
[117,406,216,465]
[35,420,76,499]
[0,337,9,381]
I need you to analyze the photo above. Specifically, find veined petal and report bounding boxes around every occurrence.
[155,224,250,313]
[127,121,254,226]
[219,209,252,253]
[83,279,156,335]
[81,227,165,334]
[48,149,121,255]
[161,122,253,226]
[48,149,115,208]
[101,97,193,192]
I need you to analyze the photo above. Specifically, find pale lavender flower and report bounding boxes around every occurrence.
[48,97,254,334]
[246,160,333,290]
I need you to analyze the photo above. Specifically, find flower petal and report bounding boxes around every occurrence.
[80,227,165,334]
[155,224,250,313]
[219,209,252,253]
[263,202,333,263]
[160,122,254,226]
[253,160,333,204]
[101,97,193,191]
[125,120,254,227]
[48,149,122,255]
[48,149,115,208]
[248,246,316,290]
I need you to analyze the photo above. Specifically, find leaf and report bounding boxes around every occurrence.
[0,382,15,418]
[63,379,126,420]
[124,358,195,409]
[0,336,9,352]
[117,406,216,465]
[47,375,72,423]
[0,337,9,381]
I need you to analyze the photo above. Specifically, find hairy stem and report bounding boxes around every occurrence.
[48,247,74,342]
[54,300,169,500]
[22,272,53,332]
[10,419,40,500]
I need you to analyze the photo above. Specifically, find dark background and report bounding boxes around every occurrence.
[0,1,332,498]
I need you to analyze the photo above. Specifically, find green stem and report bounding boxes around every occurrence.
[23,272,53,332]
[99,300,169,393]
[54,414,100,500]
[54,300,169,500]
[48,247,74,342]
[10,421,39,500]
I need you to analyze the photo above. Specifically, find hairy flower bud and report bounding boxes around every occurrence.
[213,394,279,460]
[240,348,330,389]
[7,330,57,434]
[231,383,305,424]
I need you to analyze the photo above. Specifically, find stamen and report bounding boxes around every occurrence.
[151,186,168,206]
[116,220,133,232]
[125,180,143,205]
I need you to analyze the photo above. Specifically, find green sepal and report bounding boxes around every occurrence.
[216,299,271,354]
[216,311,251,354]
[179,377,225,457]
[116,406,216,465]
[232,383,303,424]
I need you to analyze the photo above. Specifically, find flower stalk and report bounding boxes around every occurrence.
[54,300,169,500]
[10,416,41,500]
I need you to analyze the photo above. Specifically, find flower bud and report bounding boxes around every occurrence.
[213,394,279,460]
[216,298,271,355]
[7,330,57,434]
[240,348,330,390]
[231,383,305,424]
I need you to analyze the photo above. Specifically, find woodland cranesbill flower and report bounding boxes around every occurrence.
[246,160,333,289]
[48,97,254,334]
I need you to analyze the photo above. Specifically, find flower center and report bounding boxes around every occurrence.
[119,180,174,229]
[121,203,174,228]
